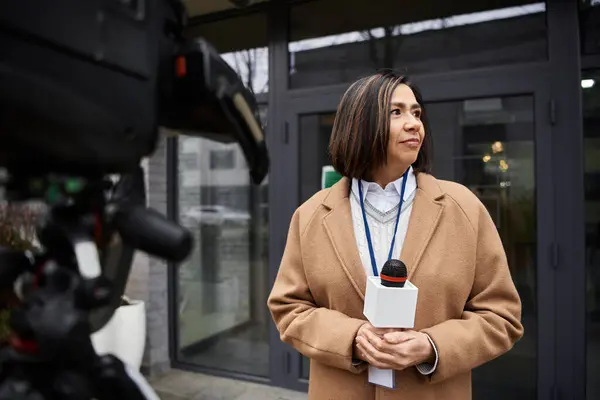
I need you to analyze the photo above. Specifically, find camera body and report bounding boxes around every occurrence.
[0,0,268,181]
[0,0,167,175]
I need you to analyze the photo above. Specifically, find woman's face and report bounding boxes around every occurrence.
[387,83,425,168]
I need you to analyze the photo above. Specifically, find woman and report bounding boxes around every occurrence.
[267,70,523,400]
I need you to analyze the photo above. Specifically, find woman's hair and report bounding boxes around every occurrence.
[328,70,433,179]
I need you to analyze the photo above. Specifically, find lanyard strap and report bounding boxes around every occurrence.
[358,170,409,276]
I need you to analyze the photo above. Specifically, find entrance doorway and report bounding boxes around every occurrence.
[272,67,557,399]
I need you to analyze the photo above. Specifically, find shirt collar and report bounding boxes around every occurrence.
[352,166,417,203]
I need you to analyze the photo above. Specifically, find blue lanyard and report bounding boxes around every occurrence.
[358,171,409,277]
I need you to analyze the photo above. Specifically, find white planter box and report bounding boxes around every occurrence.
[91,299,146,369]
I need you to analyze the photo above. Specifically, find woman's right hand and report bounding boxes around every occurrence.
[353,322,401,368]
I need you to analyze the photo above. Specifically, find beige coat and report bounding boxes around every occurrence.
[267,173,524,400]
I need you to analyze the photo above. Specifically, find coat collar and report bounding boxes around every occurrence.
[321,173,445,300]
[351,166,418,203]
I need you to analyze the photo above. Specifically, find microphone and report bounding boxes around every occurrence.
[380,259,407,288]
[363,260,418,389]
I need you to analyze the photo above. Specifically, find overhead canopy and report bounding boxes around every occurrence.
[182,0,269,17]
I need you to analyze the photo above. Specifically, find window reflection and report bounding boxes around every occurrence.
[176,106,269,377]
[185,12,269,94]
[289,0,547,88]
[221,47,269,94]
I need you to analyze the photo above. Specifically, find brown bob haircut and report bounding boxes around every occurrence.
[328,69,433,180]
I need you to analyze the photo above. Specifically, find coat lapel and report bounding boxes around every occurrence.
[400,173,445,280]
[320,174,446,299]
[322,178,367,300]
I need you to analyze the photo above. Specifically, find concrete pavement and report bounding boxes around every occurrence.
[149,369,308,400]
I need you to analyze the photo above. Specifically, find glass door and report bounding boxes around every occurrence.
[277,70,556,398]
[582,69,600,399]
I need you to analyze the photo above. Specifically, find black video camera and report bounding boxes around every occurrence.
[0,1,269,399]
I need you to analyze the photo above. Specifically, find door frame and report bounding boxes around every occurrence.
[270,62,559,396]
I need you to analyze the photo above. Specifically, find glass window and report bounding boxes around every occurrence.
[210,149,236,170]
[297,96,536,398]
[289,0,547,89]
[583,69,600,399]
[580,0,600,55]
[185,12,269,94]
[176,106,269,377]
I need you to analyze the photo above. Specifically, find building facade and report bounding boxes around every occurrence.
[128,1,600,399]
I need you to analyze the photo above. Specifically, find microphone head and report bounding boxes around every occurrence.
[380,259,407,288]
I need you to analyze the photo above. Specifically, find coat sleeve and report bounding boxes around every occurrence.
[420,200,524,383]
[267,209,368,373]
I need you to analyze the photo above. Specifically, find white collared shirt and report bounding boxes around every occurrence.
[350,168,417,276]
[350,167,438,375]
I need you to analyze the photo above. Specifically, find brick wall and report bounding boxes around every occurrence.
[125,137,170,377]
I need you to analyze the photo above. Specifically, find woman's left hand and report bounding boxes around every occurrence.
[355,329,434,370]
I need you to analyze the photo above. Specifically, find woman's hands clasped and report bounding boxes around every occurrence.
[354,322,434,370]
